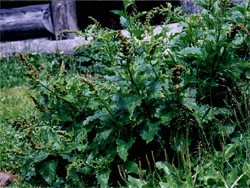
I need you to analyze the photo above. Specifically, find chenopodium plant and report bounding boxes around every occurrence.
[176,0,250,107]
[20,0,249,187]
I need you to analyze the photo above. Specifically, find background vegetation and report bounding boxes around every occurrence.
[0,0,249,187]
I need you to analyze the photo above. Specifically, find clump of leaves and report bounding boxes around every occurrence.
[19,0,249,187]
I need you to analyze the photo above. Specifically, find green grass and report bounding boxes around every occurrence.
[0,86,36,121]
[0,56,28,89]
[0,87,37,172]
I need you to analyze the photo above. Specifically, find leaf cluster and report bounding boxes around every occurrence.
[18,0,250,187]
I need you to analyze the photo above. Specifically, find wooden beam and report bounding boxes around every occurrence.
[51,0,78,40]
[0,23,182,58]
[179,0,202,14]
[0,4,54,41]
[0,37,91,59]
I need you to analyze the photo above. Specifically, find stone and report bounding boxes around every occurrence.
[0,172,16,187]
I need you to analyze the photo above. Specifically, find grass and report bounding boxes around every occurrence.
[0,86,36,121]
[0,55,40,186]
[0,56,28,89]
[0,86,36,172]
[0,55,37,186]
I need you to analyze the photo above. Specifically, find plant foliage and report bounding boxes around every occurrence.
[11,0,250,187]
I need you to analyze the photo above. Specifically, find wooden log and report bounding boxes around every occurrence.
[0,23,182,58]
[51,0,78,40]
[0,4,54,41]
[180,0,202,14]
[0,37,91,59]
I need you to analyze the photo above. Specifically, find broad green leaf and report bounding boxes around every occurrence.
[226,168,238,187]
[179,47,204,58]
[103,31,117,40]
[74,129,86,143]
[58,110,73,122]
[48,132,63,151]
[243,162,250,177]
[211,0,220,14]
[205,34,216,43]
[225,144,235,160]
[232,36,244,46]
[159,180,181,188]
[83,113,100,126]
[60,154,77,163]
[123,0,134,10]
[76,145,87,152]
[39,160,58,185]
[183,88,198,112]
[110,10,127,17]
[159,182,170,188]
[127,175,146,188]
[219,123,235,136]
[126,161,139,174]
[34,151,50,163]
[96,170,111,188]
[142,180,154,188]
[116,138,136,162]
[140,121,160,143]
[99,129,113,140]
[133,12,147,20]
[121,94,142,119]
[156,161,170,175]
[155,107,175,125]
[61,95,74,103]
[148,81,162,100]
[21,158,36,178]
[120,16,130,28]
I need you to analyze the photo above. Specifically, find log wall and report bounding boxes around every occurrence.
[0,0,243,58]
[0,4,54,41]
[51,0,78,40]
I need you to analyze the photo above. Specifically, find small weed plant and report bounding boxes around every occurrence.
[3,0,249,187]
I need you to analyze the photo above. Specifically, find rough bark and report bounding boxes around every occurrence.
[0,4,54,41]
[180,0,202,14]
[51,0,78,40]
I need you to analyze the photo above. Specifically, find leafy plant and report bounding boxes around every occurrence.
[12,0,250,187]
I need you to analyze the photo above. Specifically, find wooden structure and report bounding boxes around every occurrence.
[51,0,78,40]
[0,0,202,42]
[0,4,54,41]
[0,0,242,58]
[0,0,78,41]
[180,0,202,14]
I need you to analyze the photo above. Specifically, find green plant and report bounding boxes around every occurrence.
[15,0,250,187]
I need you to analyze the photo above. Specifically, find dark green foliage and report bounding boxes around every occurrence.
[3,0,250,187]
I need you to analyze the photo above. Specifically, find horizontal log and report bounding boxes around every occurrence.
[0,37,90,58]
[0,4,54,41]
[0,23,181,58]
